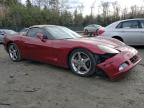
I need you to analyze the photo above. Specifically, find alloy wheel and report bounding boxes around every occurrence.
[71,51,91,75]
[8,44,20,61]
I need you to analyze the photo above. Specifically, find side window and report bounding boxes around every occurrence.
[130,21,139,28]
[140,20,144,28]
[27,28,47,38]
[27,28,38,37]
[88,25,92,27]
[87,25,90,27]
[116,22,122,28]
[121,21,139,28]
[92,24,95,27]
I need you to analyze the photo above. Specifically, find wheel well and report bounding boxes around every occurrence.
[85,29,88,32]
[112,36,123,42]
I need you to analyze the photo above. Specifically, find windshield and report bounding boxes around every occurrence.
[94,24,101,28]
[45,26,82,39]
[3,30,17,35]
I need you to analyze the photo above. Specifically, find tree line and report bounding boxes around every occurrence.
[0,0,144,31]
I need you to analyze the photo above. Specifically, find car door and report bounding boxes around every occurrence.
[86,25,93,32]
[88,25,96,32]
[20,28,53,62]
[0,31,5,42]
[116,20,141,45]
[138,20,144,45]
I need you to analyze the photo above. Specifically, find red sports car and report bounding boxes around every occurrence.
[3,25,142,80]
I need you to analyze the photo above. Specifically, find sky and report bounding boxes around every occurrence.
[78,0,144,16]
[21,0,144,16]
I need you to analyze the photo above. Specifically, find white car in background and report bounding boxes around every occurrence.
[84,24,102,33]
[101,19,144,45]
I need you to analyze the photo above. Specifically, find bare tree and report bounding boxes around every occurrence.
[130,5,139,18]
[121,7,128,19]
[32,0,42,8]
[49,0,59,10]
[101,1,110,18]
[90,0,96,17]
[111,1,120,20]
[77,3,84,14]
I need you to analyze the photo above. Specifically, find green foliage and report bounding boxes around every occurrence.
[0,0,19,6]
[59,11,73,26]
[73,9,83,26]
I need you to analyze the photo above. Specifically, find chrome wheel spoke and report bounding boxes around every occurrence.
[77,65,82,71]
[13,52,17,59]
[72,59,78,66]
[77,52,82,60]
[83,58,90,63]
[72,59,78,63]
[9,45,19,61]
[82,64,89,71]
[9,50,13,54]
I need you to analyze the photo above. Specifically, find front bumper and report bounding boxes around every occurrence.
[97,47,142,80]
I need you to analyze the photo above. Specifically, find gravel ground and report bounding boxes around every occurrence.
[0,45,144,108]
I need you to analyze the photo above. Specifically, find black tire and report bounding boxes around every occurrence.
[85,29,88,34]
[89,32,93,37]
[8,43,22,62]
[95,29,99,36]
[69,49,97,77]
[113,36,123,42]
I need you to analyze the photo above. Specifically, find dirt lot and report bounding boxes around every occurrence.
[0,45,144,108]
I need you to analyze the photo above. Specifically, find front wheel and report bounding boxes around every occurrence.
[8,43,22,62]
[85,29,88,34]
[69,49,96,77]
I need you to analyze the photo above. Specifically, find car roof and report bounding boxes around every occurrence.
[116,18,144,23]
[29,25,60,28]
[105,18,144,29]
[87,24,100,26]
[0,29,16,33]
[0,29,11,31]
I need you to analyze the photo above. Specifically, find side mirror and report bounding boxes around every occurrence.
[36,33,47,42]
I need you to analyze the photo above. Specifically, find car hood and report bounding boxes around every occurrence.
[71,36,125,48]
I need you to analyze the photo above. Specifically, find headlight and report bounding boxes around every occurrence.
[98,45,119,54]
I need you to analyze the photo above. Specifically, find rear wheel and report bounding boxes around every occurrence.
[85,29,88,34]
[69,49,96,77]
[113,36,123,42]
[8,43,22,62]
